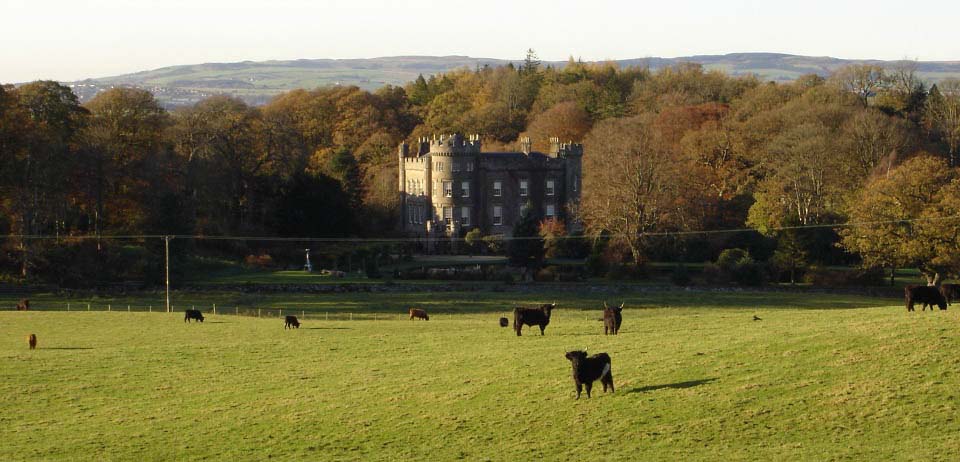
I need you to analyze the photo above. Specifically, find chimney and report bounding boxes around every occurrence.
[520,136,532,155]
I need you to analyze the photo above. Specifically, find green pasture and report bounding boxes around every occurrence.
[3,290,959,460]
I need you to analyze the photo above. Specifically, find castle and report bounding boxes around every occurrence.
[398,134,583,241]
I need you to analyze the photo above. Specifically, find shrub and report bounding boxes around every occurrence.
[670,263,691,286]
[804,266,886,287]
[244,254,275,269]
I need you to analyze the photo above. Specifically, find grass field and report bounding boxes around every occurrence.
[2,291,959,461]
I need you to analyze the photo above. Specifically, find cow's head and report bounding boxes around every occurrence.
[565,350,587,362]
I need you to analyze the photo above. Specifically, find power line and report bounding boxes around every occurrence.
[3,214,958,243]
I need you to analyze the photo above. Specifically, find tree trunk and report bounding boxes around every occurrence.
[890,266,896,287]
[925,272,941,286]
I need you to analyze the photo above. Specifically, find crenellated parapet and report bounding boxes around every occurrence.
[549,137,583,158]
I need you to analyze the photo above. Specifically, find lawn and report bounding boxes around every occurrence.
[2,291,959,460]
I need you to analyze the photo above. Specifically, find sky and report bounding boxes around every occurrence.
[3,0,960,83]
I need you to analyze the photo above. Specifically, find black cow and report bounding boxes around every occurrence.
[565,350,614,399]
[940,284,960,306]
[603,301,624,335]
[513,303,555,336]
[499,317,509,328]
[184,309,205,323]
[285,315,300,329]
[905,285,947,312]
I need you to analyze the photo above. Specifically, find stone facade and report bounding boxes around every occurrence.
[398,134,582,239]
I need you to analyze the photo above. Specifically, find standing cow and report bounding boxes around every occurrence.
[603,301,624,335]
[284,315,300,329]
[940,284,960,306]
[565,350,614,399]
[184,309,205,323]
[905,285,947,312]
[409,308,429,321]
[513,303,555,336]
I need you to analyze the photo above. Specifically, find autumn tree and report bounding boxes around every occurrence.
[829,64,885,105]
[83,87,169,235]
[925,79,960,166]
[840,155,957,284]
[581,114,698,265]
[520,101,591,152]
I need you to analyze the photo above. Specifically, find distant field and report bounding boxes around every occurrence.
[3,289,959,460]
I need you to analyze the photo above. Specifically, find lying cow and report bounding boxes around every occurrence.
[409,308,429,321]
[284,315,300,329]
[905,285,947,312]
[940,284,960,306]
[499,317,509,328]
[16,299,29,311]
[513,303,555,336]
[565,350,614,399]
[184,309,205,323]
[603,301,624,335]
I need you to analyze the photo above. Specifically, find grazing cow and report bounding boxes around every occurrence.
[905,285,947,312]
[564,350,614,399]
[499,317,509,328]
[513,303,555,336]
[940,284,960,306]
[16,299,29,311]
[603,301,624,335]
[284,315,300,329]
[28,334,37,350]
[409,308,429,321]
[184,309,205,323]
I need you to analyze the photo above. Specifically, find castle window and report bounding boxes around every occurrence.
[443,207,453,229]
[452,162,460,172]
[461,207,471,226]
[461,181,470,198]
[519,180,528,197]
[546,180,555,196]
[493,206,503,226]
[443,181,453,198]
[493,181,502,197]
[546,204,556,218]
[466,162,474,172]
[408,206,415,224]
[436,162,443,172]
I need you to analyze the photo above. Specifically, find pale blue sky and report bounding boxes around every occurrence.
[3,0,959,82]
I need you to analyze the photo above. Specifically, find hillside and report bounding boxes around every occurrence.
[63,53,960,107]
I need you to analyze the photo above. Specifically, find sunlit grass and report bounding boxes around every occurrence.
[2,293,958,460]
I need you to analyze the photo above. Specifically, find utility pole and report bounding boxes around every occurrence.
[164,236,172,313]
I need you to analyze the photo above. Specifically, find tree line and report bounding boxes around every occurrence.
[2,53,960,286]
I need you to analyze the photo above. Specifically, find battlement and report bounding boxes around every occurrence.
[425,133,482,155]
[549,137,583,158]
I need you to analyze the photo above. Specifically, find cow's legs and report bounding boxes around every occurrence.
[539,325,545,336]
[575,382,582,399]
[585,382,593,398]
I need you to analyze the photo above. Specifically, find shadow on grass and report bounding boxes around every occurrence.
[303,327,352,330]
[205,321,230,324]
[625,378,717,394]
[42,347,93,350]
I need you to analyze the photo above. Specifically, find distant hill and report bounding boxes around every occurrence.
[62,53,960,108]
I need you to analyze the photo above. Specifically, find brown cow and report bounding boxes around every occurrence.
[28,334,37,350]
[16,299,29,311]
[905,285,947,312]
[940,284,960,306]
[513,303,555,336]
[603,301,624,335]
[409,308,429,321]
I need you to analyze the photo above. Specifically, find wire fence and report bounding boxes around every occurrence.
[1,302,424,321]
